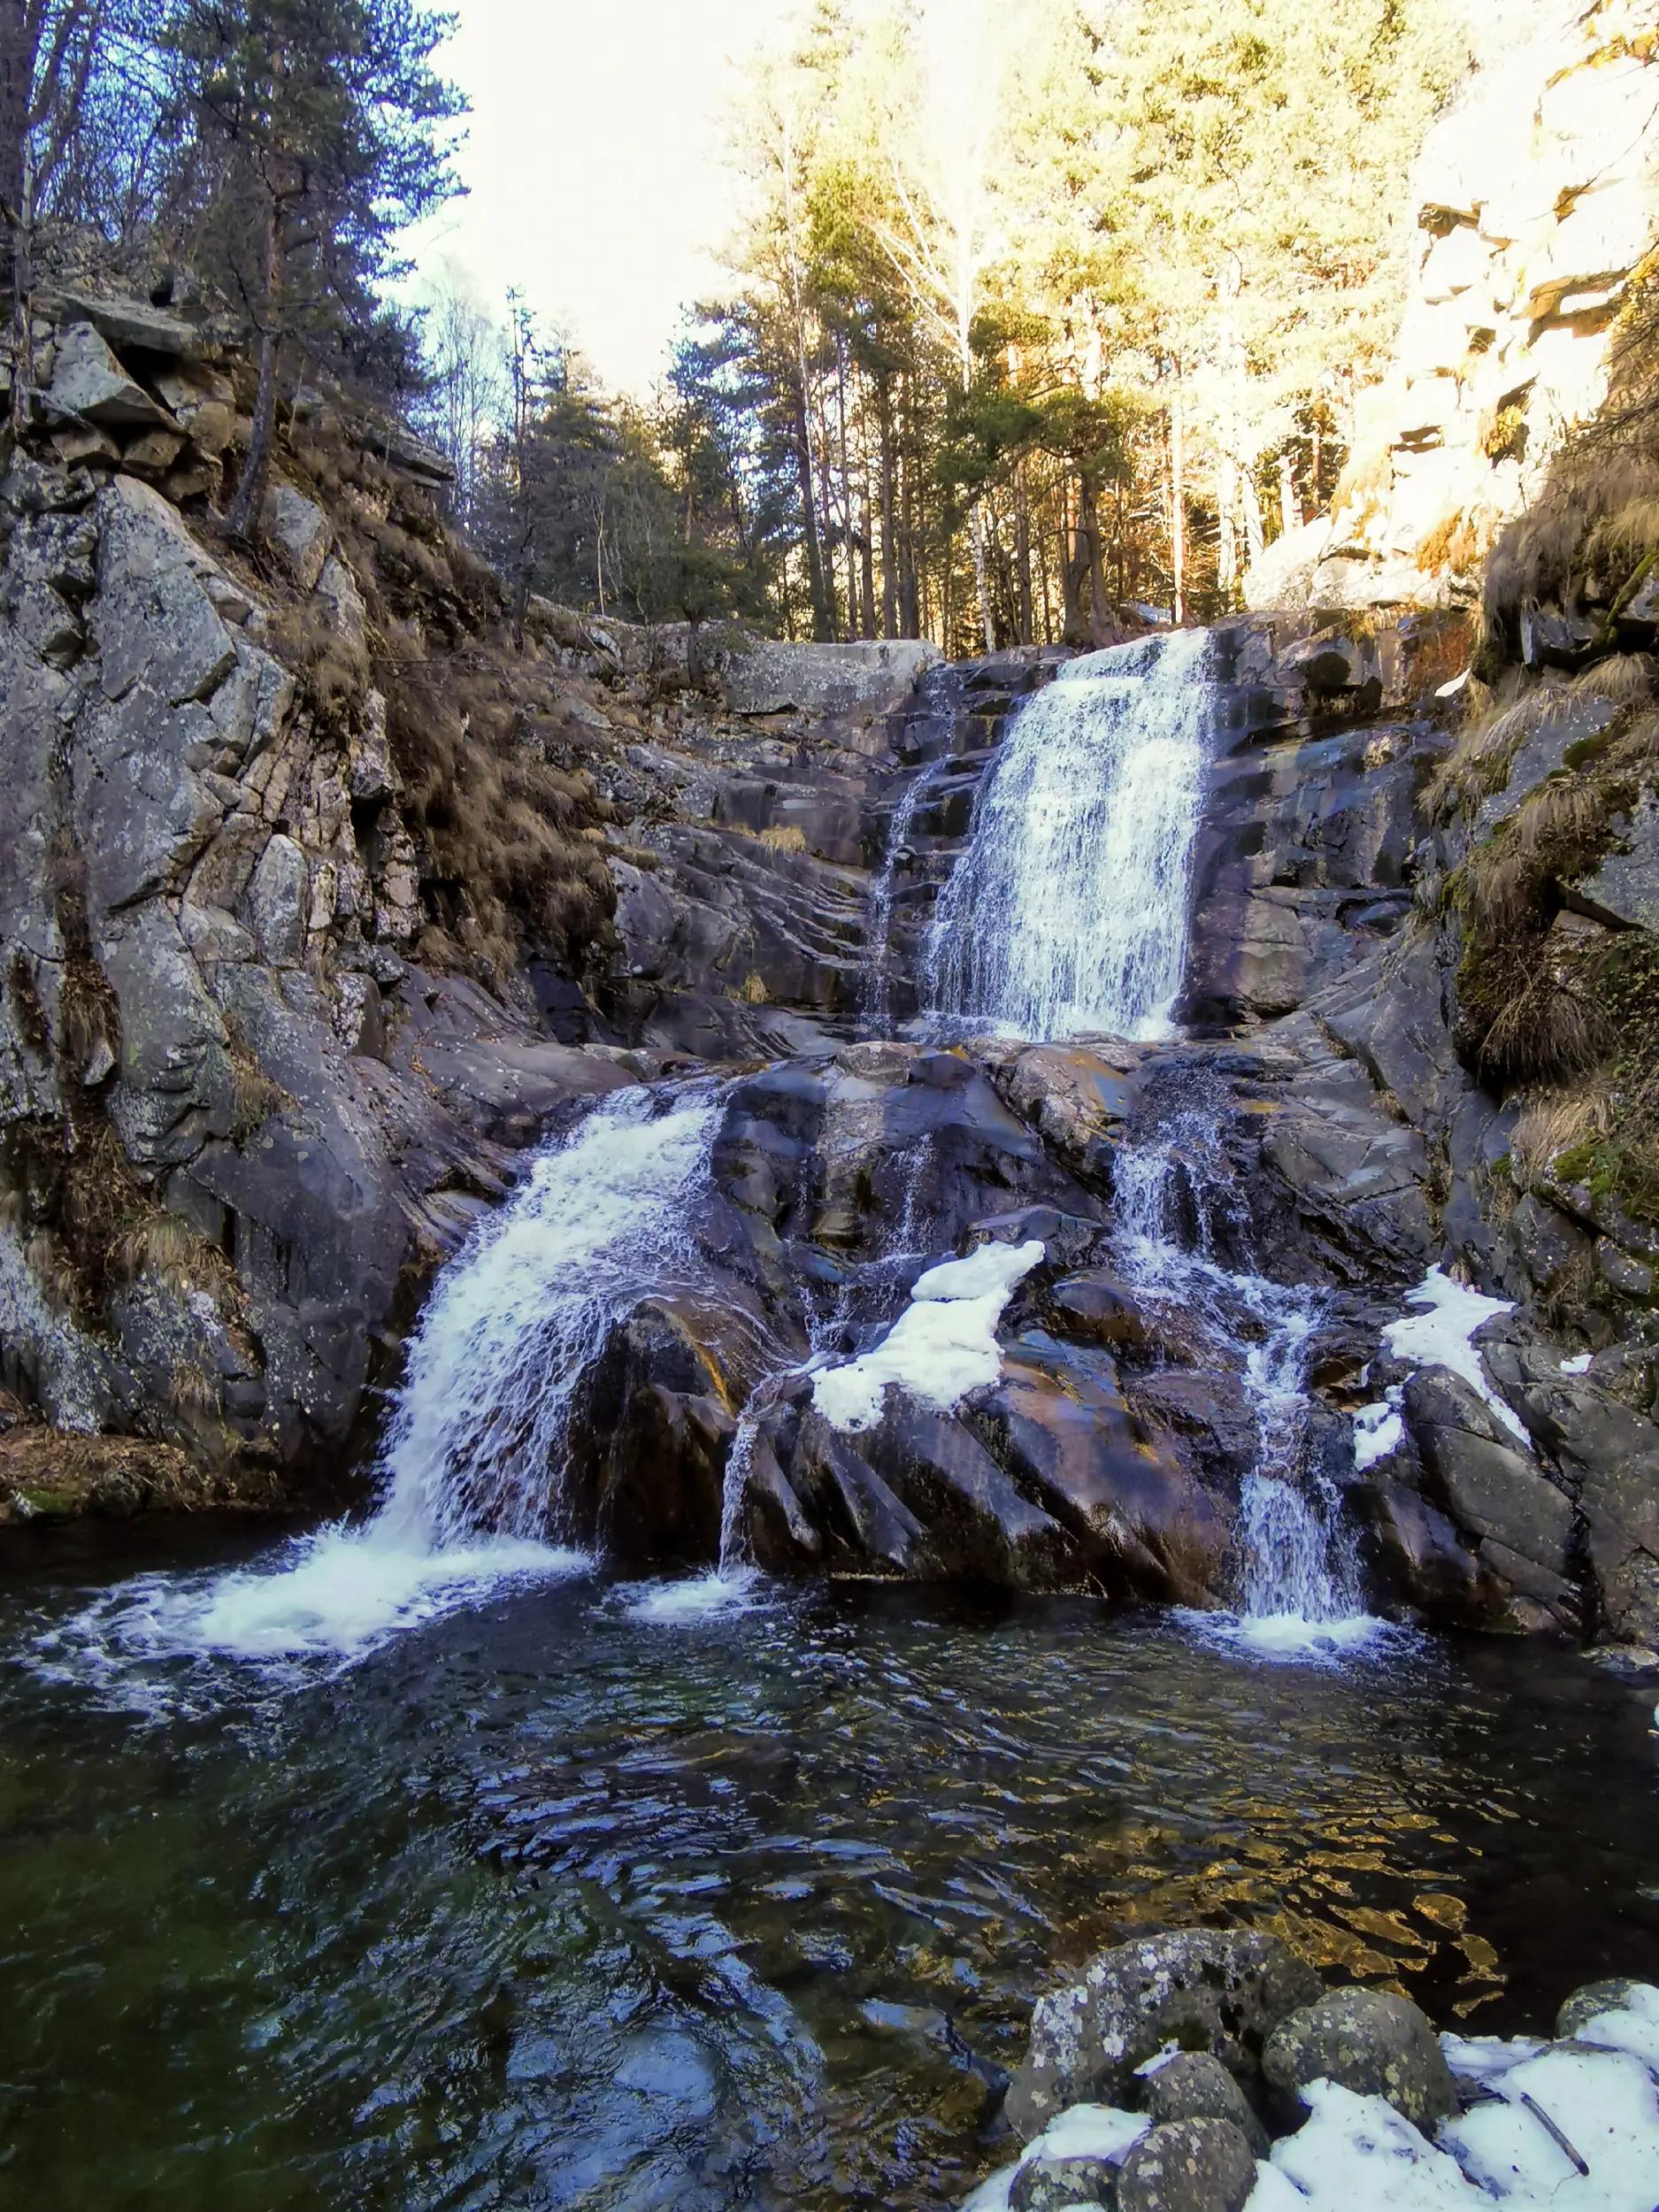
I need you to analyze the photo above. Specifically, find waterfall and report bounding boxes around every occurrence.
[373,1083,725,1547]
[96,1086,726,1663]
[1112,1087,1371,1646]
[859,760,942,1037]
[926,631,1212,1042]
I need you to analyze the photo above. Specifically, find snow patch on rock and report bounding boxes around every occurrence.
[1383,1267,1527,1444]
[811,1238,1044,1432]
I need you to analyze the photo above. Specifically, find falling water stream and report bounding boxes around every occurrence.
[55,1085,729,1667]
[926,632,1213,1041]
[907,628,1369,1636]
[1112,1088,1370,1647]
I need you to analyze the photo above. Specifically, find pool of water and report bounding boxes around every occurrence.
[4,1523,1658,2211]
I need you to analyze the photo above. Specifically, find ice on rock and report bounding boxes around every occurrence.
[812,1238,1044,1432]
[1353,1397,1405,1469]
[1383,1267,1528,1443]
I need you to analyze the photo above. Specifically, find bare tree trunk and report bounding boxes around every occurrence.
[1083,473,1109,646]
[227,188,285,540]
[1217,454,1238,599]
[789,377,832,642]
[227,331,281,539]
[876,375,898,638]
[1062,475,1090,646]
[836,343,859,635]
[1279,454,1302,540]
[1034,472,1054,645]
[1170,367,1187,626]
[1013,461,1033,646]
[1241,466,1265,572]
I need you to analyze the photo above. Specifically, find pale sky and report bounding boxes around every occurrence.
[405,0,794,396]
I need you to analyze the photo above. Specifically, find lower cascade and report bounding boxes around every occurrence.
[1113,1080,1370,1644]
[69,1087,729,1663]
[925,629,1213,1041]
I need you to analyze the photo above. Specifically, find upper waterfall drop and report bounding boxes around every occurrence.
[925,629,1213,1043]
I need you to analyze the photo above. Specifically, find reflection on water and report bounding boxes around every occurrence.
[2,1523,1657,2211]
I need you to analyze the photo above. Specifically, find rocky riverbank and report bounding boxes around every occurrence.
[963,1928,1659,2211]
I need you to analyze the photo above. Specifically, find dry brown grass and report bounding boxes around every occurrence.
[6,954,50,1057]
[758,824,808,853]
[1425,686,1565,820]
[383,649,615,989]
[1484,271,1659,637]
[1511,1087,1603,1178]
[1417,507,1493,577]
[1569,652,1659,704]
[112,1211,214,1300]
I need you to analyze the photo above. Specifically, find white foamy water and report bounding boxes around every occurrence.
[1114,1097,1376,1653]
[859,758,943,1037]
[38,1086,726,1680]
[926,631,1212,1041]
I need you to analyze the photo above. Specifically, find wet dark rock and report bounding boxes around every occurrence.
[1352,1478,1511,1629]
[1402,1370,1577,1618]
[1262,1986,1456,2129]
[1116,2118,1258,2212]
[1142,2053,1270,2155]
[1005,1930,1322,2139]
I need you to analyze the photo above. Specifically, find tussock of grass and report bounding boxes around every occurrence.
[112,1211,216,1301]
[758,824,809,852]
[1484,272,1659,643]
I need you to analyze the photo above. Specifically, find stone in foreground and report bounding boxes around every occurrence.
[1005,1930,1322,2139]
[1008,2148,1118,2210]
[1262,1985,1456,2129]
[1142,2052,1269,2155]
[1115,2117,1257,2212]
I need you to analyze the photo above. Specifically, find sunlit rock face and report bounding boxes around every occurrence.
[1247,3,1659,612]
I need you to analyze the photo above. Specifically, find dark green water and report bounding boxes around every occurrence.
[4,1523,1658,2211]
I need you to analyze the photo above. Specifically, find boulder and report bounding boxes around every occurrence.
[721,637,941,718]
[1402,1369,1575,1613]
[246,833,309,965]
[1005,1931,1323,2139]
[1575,788,1659,931]
[1261,1987,1456,2129]
[37,288,203,358]
[262,481,332,591]
[1116,2119,1258,2212]
[1557,1978,1653,2039]
[1142,2053,1269,2156]
[49,320,171,427]
[1009,2151,1118,2211]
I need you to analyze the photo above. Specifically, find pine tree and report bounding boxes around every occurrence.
[162,0,463,536]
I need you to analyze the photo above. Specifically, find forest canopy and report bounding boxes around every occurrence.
[1,0,1471,647]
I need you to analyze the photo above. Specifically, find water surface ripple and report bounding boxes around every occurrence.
[3,1534,1657,2209]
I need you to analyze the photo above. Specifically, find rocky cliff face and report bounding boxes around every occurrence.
[0,284,671,1497]
[6,265,1659,1652]
[1248,1,1657,613]
[0,285,961,1504]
